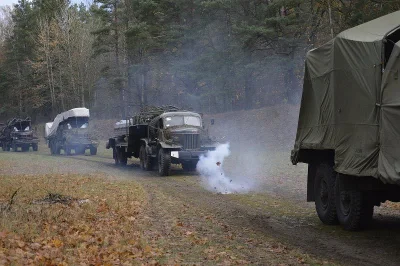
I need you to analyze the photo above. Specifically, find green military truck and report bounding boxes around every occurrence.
[45,108,98,155]
[292,11,400,230]
[0,118,39,152]
[106,106,216,176]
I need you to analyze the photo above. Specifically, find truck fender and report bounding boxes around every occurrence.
[107,138,116,149]
[139,139,152,154]
[159,141,181,149]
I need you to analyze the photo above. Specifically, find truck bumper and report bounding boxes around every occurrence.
[171,150,208,163]
[14,139,39,145]
[67,140,98,148]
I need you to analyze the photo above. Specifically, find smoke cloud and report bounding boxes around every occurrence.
[197,143,256,194]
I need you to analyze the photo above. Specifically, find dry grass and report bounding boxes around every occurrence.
[0,173,157,265]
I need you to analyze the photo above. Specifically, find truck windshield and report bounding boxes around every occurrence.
[164,116,201,128]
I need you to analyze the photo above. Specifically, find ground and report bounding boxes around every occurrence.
[1,105,400,265]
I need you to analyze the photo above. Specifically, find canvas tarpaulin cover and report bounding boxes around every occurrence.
[46,108,89,138]
[292,11,400,184]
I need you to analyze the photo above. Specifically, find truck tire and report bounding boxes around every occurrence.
[32,143,38,151]
[314,163,338,225]
[65,145,71,155]
[116,147,127,166]
[12,143,18,152]
[335,177,374,231]
[2,143,9,151]
[158,148,171,176]
[50,141,55,155]
[55,144,61,155]
[140,145,152,171]
[22,145,29,152]
[90,146,97,156]
[113,147,120,165]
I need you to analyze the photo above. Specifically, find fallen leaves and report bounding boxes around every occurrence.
[0,173,152,265]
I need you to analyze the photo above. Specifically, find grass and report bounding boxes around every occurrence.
[0,173,154,265]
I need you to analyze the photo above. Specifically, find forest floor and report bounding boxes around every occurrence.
[1,104,400,265]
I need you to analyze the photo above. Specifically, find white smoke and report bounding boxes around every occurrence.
[197,143,256,194]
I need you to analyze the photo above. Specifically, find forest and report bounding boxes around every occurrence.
[0,0,399,120]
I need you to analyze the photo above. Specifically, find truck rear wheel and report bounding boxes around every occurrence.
[55,144,61,155]
[158,148,171,176]
[140,145,152,171]
[314,163,338,225]
[65,145,71,155]
[50,141,55,155]
[2,143,9,151]
[115,147,127,166]
[32,143,38,151]
[113,148,119,165]
[12,143,18,152]
[335,176,374,231]
[22,145,29,152]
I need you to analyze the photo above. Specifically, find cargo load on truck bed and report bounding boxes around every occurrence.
[292,10,400,184]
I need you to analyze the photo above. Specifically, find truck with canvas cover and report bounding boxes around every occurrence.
[292,11,400,230]
[45,108,98,155]
[0,118,39,152]
[106,106,217,176]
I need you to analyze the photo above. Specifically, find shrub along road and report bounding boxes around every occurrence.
[0,144,400,265]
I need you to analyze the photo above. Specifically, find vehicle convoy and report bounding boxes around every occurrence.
[0,118,39,152]
[45,108,98,155]
[106,105,217,176]
[292,11,400,230]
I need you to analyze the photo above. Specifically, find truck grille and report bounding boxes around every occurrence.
[183,134,200,150]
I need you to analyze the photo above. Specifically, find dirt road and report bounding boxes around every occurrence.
[1,144,400,265]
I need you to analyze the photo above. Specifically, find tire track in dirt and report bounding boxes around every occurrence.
[3,150,400,265]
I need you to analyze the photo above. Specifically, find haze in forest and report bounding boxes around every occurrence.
[0,0,399,121]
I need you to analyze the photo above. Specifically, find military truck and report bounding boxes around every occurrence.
[292,11,400,230]
[106,106,216,176]
[0,118,39,152]
[45,108,98,155]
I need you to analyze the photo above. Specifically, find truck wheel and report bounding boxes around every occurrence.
[335,177,374,231]
[56,144,61,155]
[50,142,55,155]
[158,148,171,176]
[90,147,97,156]
[32,143,38,151]
[314,163,338,225]
[116,147,127,166]
[22,145,29,152]
[2,143,9,151]
[113,148,120,165]
[65,145,71,155]
[12,143,18,152]
[182,162,197,172]
[140,145,152,171]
